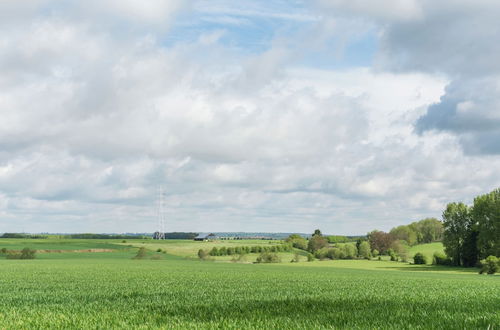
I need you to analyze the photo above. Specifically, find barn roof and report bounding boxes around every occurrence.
[194,233,216,239]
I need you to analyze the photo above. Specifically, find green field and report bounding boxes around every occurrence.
[0,239,498,329]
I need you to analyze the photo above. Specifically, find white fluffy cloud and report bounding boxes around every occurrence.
[1,0,499,234]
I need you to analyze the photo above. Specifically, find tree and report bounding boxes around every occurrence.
[390,225,418,246]
[442,202,478,266]
[367,230,395,254]
[358,241,371,259]
[473,188,500,259]
[285,234,308,250]
[308,235,328,253]
[313,229,322,237]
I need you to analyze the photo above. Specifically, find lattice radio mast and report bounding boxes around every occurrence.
[156,185,166,240]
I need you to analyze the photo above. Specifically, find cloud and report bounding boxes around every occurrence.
[1,0,500,234]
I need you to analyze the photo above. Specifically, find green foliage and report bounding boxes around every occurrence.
[5,247,37,259]
[327,235,349,244]
[307,235,329,253]
[307,253,314,262]
[255,252,281,263]
[198,249,209,260]
[413,252,427,265]
[473,188,500,259]
[313,229,322,237]
[390,240,408,262]
[133,247,147,260]
[372,249,379,257]
[291,253,300,263]
[285,234,308,250]
[433,252,452,266]
[1,233,48,239]
[442,202,478,266]
[479,256,499,275]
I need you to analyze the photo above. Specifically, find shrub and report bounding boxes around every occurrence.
[209,247,219,256]
[413,252,427,264]
[231,253,247,263]
[327,247,344,260]
[156,248,162,252]
[133,247,147,259]
[390,253,399,261]
[198,249,209,260]
[6,248,37,260]
[256,252,281,263]
[291,253,300,263]
[307,253,314,261]
[0,248,7,254]
[479,256,499,275]
[433,252,452,266]
[372,249,379,257]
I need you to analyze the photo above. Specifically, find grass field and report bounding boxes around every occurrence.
[0,239,498,329]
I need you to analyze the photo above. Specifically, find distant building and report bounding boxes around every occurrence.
[194,233,217,241]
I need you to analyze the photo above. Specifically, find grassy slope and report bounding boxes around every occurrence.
[409,242,445,263]
[0,251,498,329]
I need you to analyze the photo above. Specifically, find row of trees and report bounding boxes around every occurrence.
[442,188,500,267]
[207,244,292,256]
[389,218,443,246]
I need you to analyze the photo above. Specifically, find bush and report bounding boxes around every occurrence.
[307,253,314,262]
[0,248,7,254]
[413,252,427,264]
[156,248,162,252]
[479,256,499,275]
[372,249,379,257]
[133,247,147,260]
[433,252,452,266]
[209,247,219,256]
[291,253,300,263]
[6,248,37,260]
[256,252,281,263]
[198,249,209,260]
[390,252,399,261]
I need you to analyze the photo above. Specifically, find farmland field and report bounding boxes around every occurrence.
[0,239,499,329]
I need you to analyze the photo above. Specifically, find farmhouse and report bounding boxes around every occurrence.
[194,233,217,241]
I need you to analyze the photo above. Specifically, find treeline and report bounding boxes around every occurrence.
[207,244,292,256]
[67,234,147,239]
[286,230,372,260]
[389,218,443,246]
[442,188,499,267]
[1,233,48,239]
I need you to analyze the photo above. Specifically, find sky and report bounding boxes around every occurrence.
[1,0,499,235]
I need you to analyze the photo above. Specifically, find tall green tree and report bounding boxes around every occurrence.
[473,188,500,259]
[442,202,478,266]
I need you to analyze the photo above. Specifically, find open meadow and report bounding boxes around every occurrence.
[0,238,499,329]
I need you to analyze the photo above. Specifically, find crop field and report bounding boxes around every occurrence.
[0,239,499,329]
